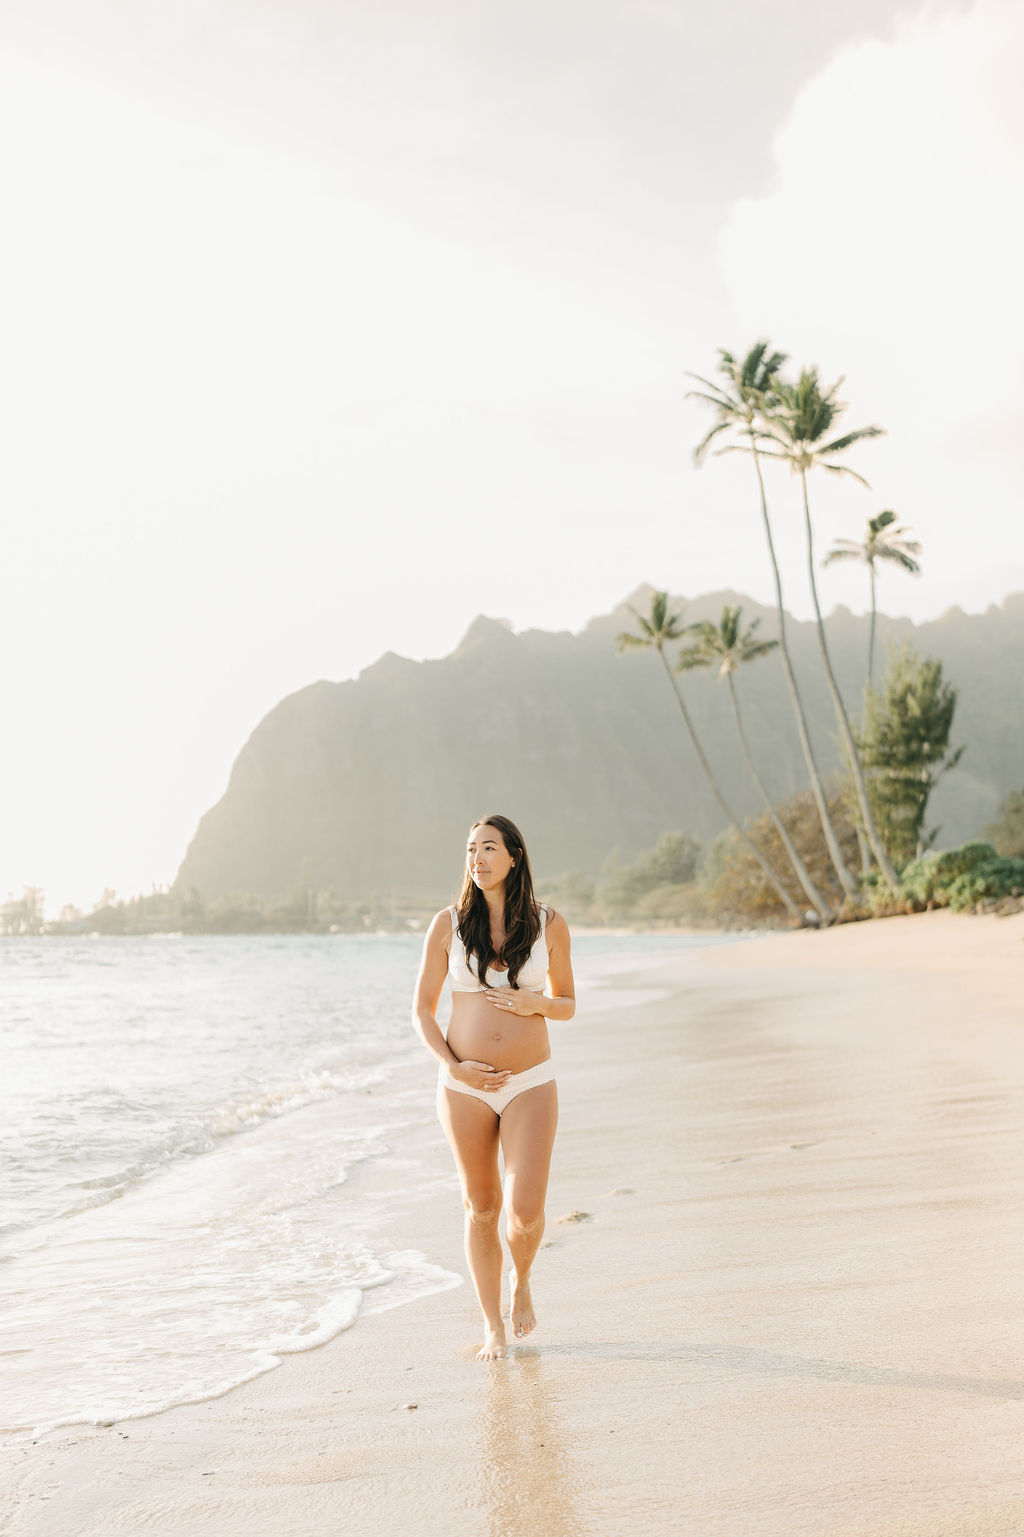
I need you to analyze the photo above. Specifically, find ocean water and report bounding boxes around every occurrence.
[0,931,733,1438]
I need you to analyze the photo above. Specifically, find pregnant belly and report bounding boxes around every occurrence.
[447,992,551,1074]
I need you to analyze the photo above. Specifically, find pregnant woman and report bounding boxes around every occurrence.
[412,813,576,1361]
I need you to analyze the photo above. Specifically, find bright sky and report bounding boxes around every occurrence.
[2,0,1021,913]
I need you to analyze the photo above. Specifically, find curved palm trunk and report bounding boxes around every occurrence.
[750,447,860,900]
[799,470,900,892]
[655,648,804,923]
[858,561,878,875]
[726,675,833,921]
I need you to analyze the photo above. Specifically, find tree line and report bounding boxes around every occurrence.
[8,771,1022,937]
[0,885,427,937]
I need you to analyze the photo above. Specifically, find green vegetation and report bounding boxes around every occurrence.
[625,336,1003,928]
[900,842,997,905]
[11,817,1022,940]
[984,787,1024,858]
[755,367,899,890]
[945,858,1024,912]
[11,835,708,936]
[856,644,963,866]
[824,510,922,688]
[699,785,860,928]
[0,887,45,936]
[687,345,860,900]
[542,832,704,928]
[677,606,830,922]
[22,885,431,937]
[617,593,804,923]
[861,841,1024,916]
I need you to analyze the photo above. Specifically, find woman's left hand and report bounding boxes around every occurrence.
[484,986,541,1017]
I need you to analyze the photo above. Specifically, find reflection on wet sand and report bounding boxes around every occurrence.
[481,1349,587,1537]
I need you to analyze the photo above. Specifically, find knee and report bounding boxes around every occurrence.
[464,1191,502,1229]
[506,1202,545,1239]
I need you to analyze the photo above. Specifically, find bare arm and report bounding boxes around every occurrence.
[540,908,576,1020]
[412,910,512,1089]
[412,910,461,1069]
[483,908,576,1021]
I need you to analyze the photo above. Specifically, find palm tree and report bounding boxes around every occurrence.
[755,369,900,890]
[677,606,832,921]
[616,591,805,924]
[686,343,860,901]
[824,510,922,686]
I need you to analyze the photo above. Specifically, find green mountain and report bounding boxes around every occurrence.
[175,589,1024,901]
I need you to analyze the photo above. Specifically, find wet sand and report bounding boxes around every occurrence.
[4,908,1024,1537]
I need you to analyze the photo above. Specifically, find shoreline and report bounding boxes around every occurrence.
[1,931,715,1447]
[4,909,1024,1536]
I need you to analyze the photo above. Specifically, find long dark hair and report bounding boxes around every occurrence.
[455,813,541,990]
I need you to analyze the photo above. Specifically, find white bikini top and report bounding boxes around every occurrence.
[447,905,549,993]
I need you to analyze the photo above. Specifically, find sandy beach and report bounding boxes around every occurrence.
[4,908,1024,1537]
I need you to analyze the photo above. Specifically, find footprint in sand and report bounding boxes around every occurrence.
[557,1209,593,1224]
[718,1142,820,1164]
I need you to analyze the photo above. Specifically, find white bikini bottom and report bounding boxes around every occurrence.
[437,1059,556,1117]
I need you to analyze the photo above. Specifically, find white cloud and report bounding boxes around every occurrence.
[718,0,1024,620]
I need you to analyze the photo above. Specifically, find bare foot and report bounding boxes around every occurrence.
[510,1272,537,1340]
[476,1325,507,1362]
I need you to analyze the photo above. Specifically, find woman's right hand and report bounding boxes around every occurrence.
[450,1060,512,1092]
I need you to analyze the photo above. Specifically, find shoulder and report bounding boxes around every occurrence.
[424,907,455,951]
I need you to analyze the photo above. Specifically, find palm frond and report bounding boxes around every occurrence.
[735,447,793,466]
[822,545,862,566]
[742,638,778,661]
[817,426,886,456]
[881,532,922,556]
[821,462,871,488]
[876,547,922,574]
[739,340,769,382]
[615,630,650,652]
[693,419,731,465]
[720,607,741,648]
[675,646,712,673]
[747,423,793,452]
[683,378,737,414]
[624,593,687,647]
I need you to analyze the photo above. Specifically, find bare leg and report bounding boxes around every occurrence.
[437,1086,506,1360]
[499,1080,558,1340]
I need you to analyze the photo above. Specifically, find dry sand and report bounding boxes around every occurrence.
[3,908,1024,1537]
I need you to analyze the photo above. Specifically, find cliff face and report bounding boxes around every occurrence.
[175,590,1024,901]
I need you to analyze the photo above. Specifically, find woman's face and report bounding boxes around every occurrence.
[466,824,515,893]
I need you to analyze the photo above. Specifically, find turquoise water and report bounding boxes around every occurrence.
[0,932,730,1436]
